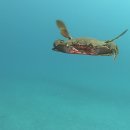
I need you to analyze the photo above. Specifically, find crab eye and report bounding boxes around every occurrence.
[53,40,64,47]
[60,40,64,43]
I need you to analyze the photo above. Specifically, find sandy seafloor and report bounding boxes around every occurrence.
[0,75,130,130]
[0,0,130,130]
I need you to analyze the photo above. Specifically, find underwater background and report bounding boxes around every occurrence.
[0,0,130,130]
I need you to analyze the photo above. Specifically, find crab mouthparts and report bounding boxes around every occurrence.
[52,47,58,51]
[52,47,61,52]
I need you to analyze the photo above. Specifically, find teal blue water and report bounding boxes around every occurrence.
[0,0,130,130]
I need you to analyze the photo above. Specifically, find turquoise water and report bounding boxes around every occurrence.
[0,0,130,130]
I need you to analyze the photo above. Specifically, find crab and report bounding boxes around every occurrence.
[53,20,128,59]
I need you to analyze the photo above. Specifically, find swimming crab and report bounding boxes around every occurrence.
[53,20,128,59]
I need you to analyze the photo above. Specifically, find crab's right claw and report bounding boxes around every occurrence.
[56,20,72,39]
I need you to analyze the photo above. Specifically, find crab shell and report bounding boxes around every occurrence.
[53,38,118,59]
